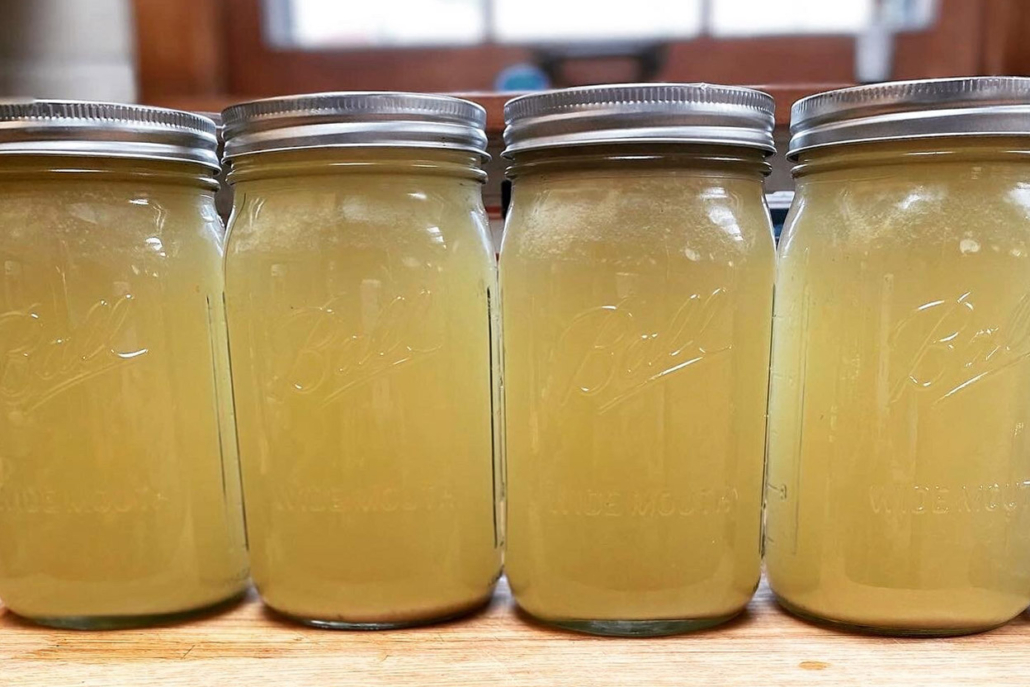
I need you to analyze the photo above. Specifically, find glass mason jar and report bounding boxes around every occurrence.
[501,84,777,636]
[221,94,502,628]
[766,78,1030,636]
[0,101,249,628]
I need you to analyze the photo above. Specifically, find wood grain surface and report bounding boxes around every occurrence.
[2,577,1029,686]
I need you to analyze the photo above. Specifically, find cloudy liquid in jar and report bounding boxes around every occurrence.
[225,150,501,625]
[765,142,1030,633]
[502,153,775,628]
[0,159,249,623]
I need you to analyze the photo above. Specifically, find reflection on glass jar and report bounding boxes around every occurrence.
[0,102,248,629]
[221,94,501,628]
[766,78,1030,636]
[500,84,777,636]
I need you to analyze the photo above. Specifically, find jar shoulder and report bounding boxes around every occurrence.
[226,177,490,258]
[0,180,222,264]
[786,166,1030,254]
[503,174,774,263]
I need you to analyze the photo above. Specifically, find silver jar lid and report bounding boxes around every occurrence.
[0,99,219,170]
[503,83,776,156]
[221,92,488,159]
[790,77,1030,158]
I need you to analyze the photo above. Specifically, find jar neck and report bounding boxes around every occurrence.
[0,155,217,189]
[506,144,771,180]
[227,147,486,184]
[794,137,1030,179]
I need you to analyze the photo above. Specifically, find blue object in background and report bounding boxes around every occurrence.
[766,191,794,242]
[495,64,550,92]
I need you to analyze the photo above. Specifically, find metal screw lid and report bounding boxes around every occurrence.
[503,83,776,156]
[0,99,219,170]
[221,92,488,159]
[790,77,1030,159]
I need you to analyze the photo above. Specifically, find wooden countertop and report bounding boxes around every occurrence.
[3,577,1029,686]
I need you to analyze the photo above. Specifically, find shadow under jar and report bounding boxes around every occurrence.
[765,78,1030,636]
[221,94,502,629]
[0,102,249,629]
[500,84,778,637]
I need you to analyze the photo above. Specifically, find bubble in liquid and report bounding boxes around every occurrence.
[959,238,981,255]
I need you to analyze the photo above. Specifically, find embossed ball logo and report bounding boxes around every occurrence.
[541,287,731,413]
[272,289,443,405]
[0,295,147,411]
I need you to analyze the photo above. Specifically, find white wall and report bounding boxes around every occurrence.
[0,0,136,102]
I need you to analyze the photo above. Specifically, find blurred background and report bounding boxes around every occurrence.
[1,0,1027,231]
[3,0,1025,112]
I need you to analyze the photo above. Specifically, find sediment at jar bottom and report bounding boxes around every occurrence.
[260,582,498,628]
[518,607,747,637]
[18,588,249,631]
[510,577,758,636]
[771,586,1028,636]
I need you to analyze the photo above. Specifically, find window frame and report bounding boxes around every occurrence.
[219,0,985,95]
